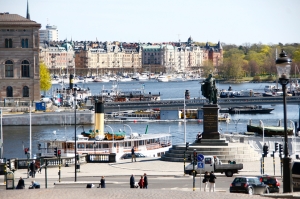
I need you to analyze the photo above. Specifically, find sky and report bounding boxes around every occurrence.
[1,0,300,45]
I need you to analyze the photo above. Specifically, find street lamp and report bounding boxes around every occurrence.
[260,120,265,145]
[74,88,77,182]
[276,49,292,193]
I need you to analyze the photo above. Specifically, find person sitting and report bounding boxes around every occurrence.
[196,132,202,143]
[29,181,40,189]
[16,177,25,189]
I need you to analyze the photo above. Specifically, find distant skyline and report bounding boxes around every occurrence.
[1,0,300,45]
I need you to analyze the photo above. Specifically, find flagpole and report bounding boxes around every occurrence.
[29,104,32,159]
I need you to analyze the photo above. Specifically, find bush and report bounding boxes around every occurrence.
[252,76,261,82]
[266,75,274,81]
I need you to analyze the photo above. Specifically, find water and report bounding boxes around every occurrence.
[3,81,300,158]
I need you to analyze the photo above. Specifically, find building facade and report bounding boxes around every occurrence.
[39,24,59,42]
[0,12,41,103]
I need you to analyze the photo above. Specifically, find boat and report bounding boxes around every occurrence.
[157,75,169,82]
[37,102,172,160]
[218,113,230,122]
[247,124,294,136]
[228,105,274,114]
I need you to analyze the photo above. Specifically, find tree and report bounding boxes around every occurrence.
[40,62,52,93]
[201,60,214,77]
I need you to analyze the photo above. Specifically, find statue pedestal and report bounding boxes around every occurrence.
[202,104,220,139]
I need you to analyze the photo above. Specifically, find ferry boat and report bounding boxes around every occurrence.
[37,102,172,160]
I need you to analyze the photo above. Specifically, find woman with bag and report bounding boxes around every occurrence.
[138,176,144,189]
[203,171,210,192]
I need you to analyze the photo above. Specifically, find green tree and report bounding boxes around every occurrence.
[201,60,214,77]
[40,62,52,93]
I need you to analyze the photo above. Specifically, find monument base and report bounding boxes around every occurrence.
[201,104,220,140]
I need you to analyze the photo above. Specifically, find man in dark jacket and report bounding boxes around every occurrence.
[209,171,217,192]
[16,177,25,189]
[130,174,135,188]
[30,161,36,178]
[131,147,136,162]
[143,173,148,189]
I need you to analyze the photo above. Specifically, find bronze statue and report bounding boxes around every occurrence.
[201,74,218,104]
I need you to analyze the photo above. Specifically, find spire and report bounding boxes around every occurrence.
[26,0,30,20]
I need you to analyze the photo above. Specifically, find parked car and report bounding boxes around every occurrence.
[256,175,280,193]
[121,153,146,159]
[230,176,269,195]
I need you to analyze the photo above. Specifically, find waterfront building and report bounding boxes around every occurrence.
[40,40,75,76]
[0,11,41,103]
[41,38,221,77]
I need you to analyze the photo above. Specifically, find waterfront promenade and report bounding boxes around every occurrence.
[1,157,299,198]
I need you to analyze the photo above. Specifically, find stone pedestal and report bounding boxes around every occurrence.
[202,104,220,139]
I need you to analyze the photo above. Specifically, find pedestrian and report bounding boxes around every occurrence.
[100,176,105,188]
[30,161,36,178]
[143,173,148,189]
[131,147,136,162]
[203,171,210,192]
[16,177,25,189]
[138,176,144,189]
[209,171,217,192]
[130,174,135,188]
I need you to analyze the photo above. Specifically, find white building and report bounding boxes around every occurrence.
[40,24,59,42]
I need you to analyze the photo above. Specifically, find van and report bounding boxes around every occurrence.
[292,160,300,191]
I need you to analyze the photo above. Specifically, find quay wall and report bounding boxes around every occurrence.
[1,111,94,126]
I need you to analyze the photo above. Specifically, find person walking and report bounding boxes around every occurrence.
[131,147,136,162]
[98,176,105,188]
[203,171,210,192]
[30,161,36,178]
[143,173,148,189]
[138,176,144,189]
[16,177,25,189]
[209,171,217,192]
[130,174,135,188]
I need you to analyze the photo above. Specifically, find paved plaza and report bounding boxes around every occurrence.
[1,157,299,198]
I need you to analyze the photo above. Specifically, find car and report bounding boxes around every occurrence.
[256,175,280,193]
[230,176,269,195]
[121,153,146,159]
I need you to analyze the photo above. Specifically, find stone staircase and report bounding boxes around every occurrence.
[161,139,261,163]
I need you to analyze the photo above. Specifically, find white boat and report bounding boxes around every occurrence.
[118,77,132,82]
[137,74,149,81]
[37,102,172,160]
[157,75,169,82]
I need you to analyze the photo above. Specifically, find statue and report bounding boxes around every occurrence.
[201,74,218,104]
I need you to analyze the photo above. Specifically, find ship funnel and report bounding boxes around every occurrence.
[94,101,105,140]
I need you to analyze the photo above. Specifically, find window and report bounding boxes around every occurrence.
[21,38,29,48]
[21,60,30,77]
[5,60,13,77]
[5,38,12,48]
[6,86,13,97]
[23,86,29,97]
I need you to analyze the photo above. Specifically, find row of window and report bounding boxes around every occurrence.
[4,38,29,48]
[4,60,30,77]
[6,86,29,97]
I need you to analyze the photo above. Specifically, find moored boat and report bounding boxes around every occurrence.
[247,124,294,136]
[228,105,274,114]
[37,101,172,160]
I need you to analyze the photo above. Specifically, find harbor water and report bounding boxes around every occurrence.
[3,80,300,158]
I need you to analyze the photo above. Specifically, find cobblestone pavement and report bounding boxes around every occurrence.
[1,188,265,199]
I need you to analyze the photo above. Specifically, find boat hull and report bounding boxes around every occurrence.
[228,106,274,114]
[247,125,294,136]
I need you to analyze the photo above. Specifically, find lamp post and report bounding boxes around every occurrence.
[276,49,292,193]
[74,88,77,182]
[260,120,265,145]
